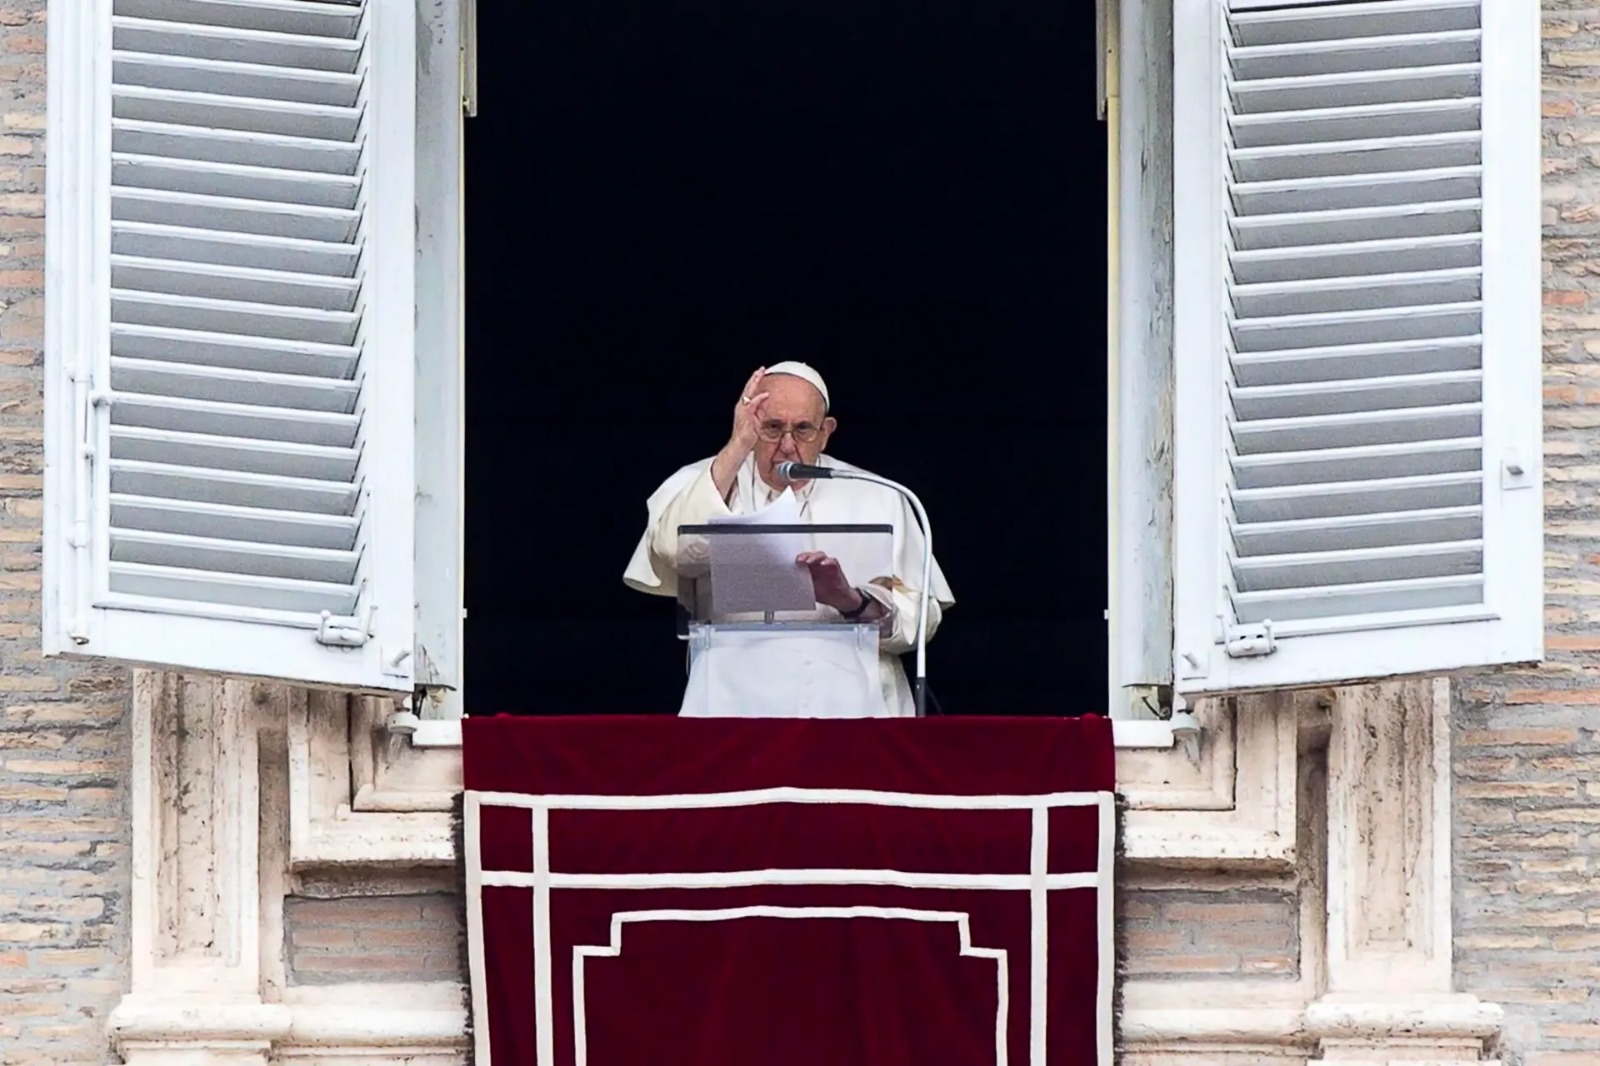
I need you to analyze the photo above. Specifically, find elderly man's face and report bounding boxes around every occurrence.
[754,374,835,486]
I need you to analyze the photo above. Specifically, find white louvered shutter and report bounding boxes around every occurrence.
[45,0,417,690]
[1170,0,1541,695]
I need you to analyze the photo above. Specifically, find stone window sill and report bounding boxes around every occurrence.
[410,717,1177,749]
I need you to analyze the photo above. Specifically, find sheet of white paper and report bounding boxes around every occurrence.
[707,489,818,615]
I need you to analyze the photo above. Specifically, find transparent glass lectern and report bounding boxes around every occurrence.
[675,522,895,718]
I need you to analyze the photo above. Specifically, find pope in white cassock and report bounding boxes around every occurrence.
[624,362,954,718]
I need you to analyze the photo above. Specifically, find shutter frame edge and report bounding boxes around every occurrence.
[44,0,116,661]
[411,0,464,704]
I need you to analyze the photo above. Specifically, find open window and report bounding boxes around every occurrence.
[42,0,1541,718]
[458,0,1111,717]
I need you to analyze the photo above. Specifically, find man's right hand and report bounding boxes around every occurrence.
[728,366,769,454]
[711,367,768,499]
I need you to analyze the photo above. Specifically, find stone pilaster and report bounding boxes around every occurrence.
[1307,678,1501,1064]
[107,672,290,1064]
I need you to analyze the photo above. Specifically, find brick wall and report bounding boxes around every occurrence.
[0,3,135,1063]
[1451,7,1600,1064]
[1119,885,1298,981]
[284,893,463,986]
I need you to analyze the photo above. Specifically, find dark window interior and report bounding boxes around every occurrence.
[465,0,1108,715]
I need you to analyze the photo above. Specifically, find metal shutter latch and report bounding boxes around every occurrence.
[1224,620,1276,659]
[317,606,375,649]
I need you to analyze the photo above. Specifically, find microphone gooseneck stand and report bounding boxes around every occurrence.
[777,462,935,717]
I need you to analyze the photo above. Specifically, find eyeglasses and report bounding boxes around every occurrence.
[757,420,822,444]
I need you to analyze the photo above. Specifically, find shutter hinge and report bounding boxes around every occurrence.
[316,606,375,648]
[1224,620,1276,659]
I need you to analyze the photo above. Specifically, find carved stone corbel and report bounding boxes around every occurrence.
[287,692,457,867]
[348,696,461,812]
[1119,693,1301,869]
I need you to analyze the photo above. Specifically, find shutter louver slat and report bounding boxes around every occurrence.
[114,121,362,175]
[1227,29,1481,80]
[1230,131,1481,183]
[112,395,358,448]
[113,52,364,106]
[112,528,360,582]
[109,460,360,515]
[110,426,359,481]
[1231,267,1481,316]
[1232,438,1483,488]
[111,257,362,309]
[1227,0,1480,40]
[1231,97,1480,146]
[1220,0,1489,634]
[1231,303,1482,353]
[1230,64,1480,112]
[1230,234,1481,282]
[110,360,360,413]
[112,18,363,73]
[113,223,362,277]
[1230,505,1484,555]
[111,155,362,208]
[1231,200,1483,250]
[110,324,360,378]
[115,0,364,39]
[1231,573,1485,623]
[1231,337,1482,386]
[111,530,360,584]
[111,292,359,344]
[114,189,361,243]
[103,0,379,624]
[1230,369,1482,417]
[114,86,362,141]
[1232,403,1482,452]
[1230,470,1482,524]
[1231,165,1481,214]
[109,494,360,551]
[107,562,358,614]
[1233,539,1483,591]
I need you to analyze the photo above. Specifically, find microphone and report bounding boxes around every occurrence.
[779,459,937,718]
[775,461,832,481]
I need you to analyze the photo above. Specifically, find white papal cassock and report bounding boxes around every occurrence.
[624,452,954,718]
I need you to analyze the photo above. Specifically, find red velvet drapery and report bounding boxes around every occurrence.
[464,715,1114,1066]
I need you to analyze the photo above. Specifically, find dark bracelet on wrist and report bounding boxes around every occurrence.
[839,589,873,620]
